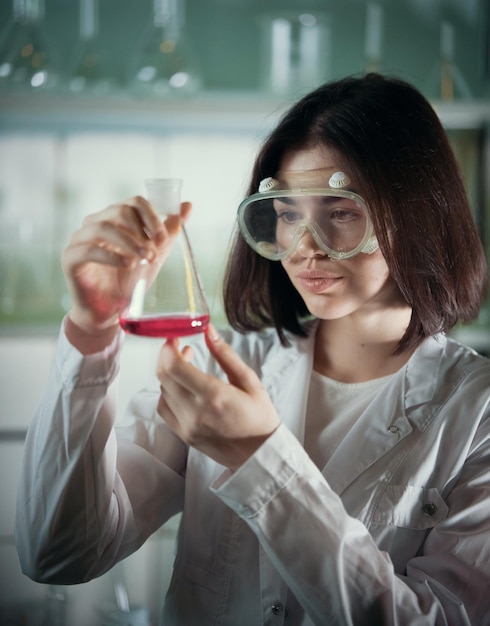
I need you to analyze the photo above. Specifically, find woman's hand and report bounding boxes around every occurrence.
[61,197,191,348]
[157,326,281,471]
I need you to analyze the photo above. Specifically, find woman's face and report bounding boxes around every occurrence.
[278,146,406,322]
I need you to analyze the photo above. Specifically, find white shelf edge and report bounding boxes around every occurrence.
[0,91,489,133]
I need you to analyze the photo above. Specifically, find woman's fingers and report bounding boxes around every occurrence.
[156,335,280,470]
[82,199,161,257]
[157,339,208,395]
[158,330,261,398]
[179,201,192,223]
[205,325,260,393]
[69,199,192,269]
[130,195,166,242]
[67,223,148,268]
[62,243,130,277]
[60,195,193,341]
[85,196,163,243]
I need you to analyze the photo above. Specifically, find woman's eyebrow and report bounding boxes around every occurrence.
[282,195,358,206]
[275,196,299,206]
[274,194,363,210]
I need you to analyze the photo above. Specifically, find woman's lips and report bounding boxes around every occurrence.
[297,270,342,293]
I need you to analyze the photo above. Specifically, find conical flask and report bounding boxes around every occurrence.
[68,0,120,95]
[119,178,210,339]
[127,0,201,97]
[0,0,60,92]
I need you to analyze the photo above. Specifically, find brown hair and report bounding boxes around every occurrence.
[223,73,488,352]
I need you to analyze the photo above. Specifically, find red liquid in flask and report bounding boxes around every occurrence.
[119,313,210,338]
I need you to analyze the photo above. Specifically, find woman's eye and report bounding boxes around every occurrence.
[330,209,360,222]
[277,210,301,224]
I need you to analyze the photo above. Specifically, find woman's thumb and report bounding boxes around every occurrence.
[205,325,256,391]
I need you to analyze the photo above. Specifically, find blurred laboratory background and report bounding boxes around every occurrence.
[0,0,489,624]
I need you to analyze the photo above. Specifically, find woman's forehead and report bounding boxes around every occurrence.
[279,145,340,170]
[275,167,355,191]
[277,147,355,190]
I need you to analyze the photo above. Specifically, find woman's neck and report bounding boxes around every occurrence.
[313,306,414,383]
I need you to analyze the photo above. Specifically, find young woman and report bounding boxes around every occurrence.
[16,74,489,625]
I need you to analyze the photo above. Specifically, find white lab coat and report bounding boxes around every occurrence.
[15,323,490,625]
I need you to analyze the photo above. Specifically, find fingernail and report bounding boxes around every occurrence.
[139,247,155,262]
[207,323,220,342]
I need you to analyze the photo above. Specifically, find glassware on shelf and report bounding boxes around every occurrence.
[260,11,330,96]
[439,20,471,101]
[68,0,119,95]
[127,0,201,97]
[119,179,210,339]
[42,585,67,626]
[425,19,472,102]
[364,2,383,73]
[0,0,60,92]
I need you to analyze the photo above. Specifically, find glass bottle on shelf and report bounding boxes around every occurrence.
[364,2,383,73]
[127,0,201,97]
[439,20,471,101]
[42,585,67,626]
[0,0,60,92]
[68,0,119,95]
[260,11,329,96]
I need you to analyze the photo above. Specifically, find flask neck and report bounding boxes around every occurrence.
[79,0,99,41]
[13,0,44,23]
[153,0,183,41]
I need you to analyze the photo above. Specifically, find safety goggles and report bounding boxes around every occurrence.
[237,171,379,261]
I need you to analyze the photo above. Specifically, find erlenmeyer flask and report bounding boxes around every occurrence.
[127,0,201,97]
[0,0,60,92]
[68,0,120,95]
[119,178,210,339]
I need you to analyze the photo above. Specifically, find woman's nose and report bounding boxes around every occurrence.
[296,227,328,258]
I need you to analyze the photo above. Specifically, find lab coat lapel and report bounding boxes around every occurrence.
[261,330,445,497]
[261,332,315,445]
[323,335,446,495]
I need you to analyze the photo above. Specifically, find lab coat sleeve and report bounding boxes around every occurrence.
[15,322,186,584]
[212,417,490,626]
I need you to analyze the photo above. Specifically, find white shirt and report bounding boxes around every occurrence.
[305,371,394,468]
[15,323,490,625]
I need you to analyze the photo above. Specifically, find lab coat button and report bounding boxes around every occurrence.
[272,602,284,616]
[388,425,399,433]
[422,502,438,516]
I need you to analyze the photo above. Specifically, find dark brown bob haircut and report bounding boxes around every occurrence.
[223,73,488,353]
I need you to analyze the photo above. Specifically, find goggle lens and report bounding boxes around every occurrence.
[238,189,376,260]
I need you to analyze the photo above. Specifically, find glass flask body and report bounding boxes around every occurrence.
[127,0,201,97]
[0,0,60,91]
[68,0,120,94]
[119,179,209,339]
